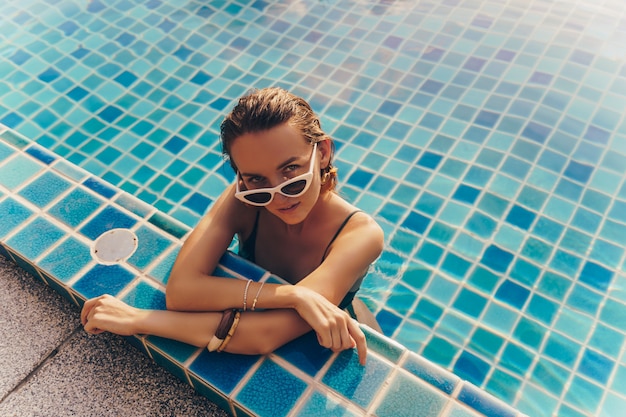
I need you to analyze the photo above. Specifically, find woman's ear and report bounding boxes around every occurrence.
[317,139,332,169]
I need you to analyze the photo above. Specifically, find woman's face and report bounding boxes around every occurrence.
[230,123,330,224]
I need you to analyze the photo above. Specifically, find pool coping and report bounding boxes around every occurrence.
[0,124,526,417]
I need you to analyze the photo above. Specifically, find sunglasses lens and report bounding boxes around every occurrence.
[281,179,307,196]
[244,192,272,204]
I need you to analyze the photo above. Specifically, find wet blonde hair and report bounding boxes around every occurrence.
[220,87,337,191]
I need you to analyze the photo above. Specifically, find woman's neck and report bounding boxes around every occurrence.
[281,190,336,236]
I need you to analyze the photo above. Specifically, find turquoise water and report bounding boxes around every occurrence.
[1,1,625,416]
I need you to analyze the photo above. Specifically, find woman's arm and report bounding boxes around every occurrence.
[84,183,383,362]
[80,210,382,363]
[295,212,385,305]
[81,293,367,364]
[165,184,253,312]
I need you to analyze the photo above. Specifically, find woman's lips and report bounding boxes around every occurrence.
[278,202,299,212]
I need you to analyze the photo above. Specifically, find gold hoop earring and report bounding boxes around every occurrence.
[321,170,331,186]
[320,166,336,186]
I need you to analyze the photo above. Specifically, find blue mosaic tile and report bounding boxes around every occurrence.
[0,140,14,160]
[79,206,138,240]
[189,350,260,395]
[72,263,136,299]
[48,187,104,228]
[273,331,333,377]
[578,348,614,385]
[25,144,56,164]
[589,324,624,359]
[469,328,504,359]
[38,237,92,282]
[447,404,484,417]
[148,211,189,239]
[403,352,459,395]
[0,197,34,238]
[218,251,266,281]
[564,376,603,415]
[600,393,626,417]
[514,317,548,352]
[544,326,580,367]
[519,383,561,417]
[454,351,491,386]
[236,359,307,417]
[485,369,522,405]
[82,176,117,199]
[0,154,43,189]
[375,371,448,417]
[322,351,391,409]
[566,284,602,315]
[495,280,530,309]
[480,245,514,273]
[509,258,541,287]
[147,335,199,365]
[457,382,516,417]
[122,280,166,310]
[578,260,614,292]
[296,390,360,417]
[532,357,569,395]
[18,171,72,208]
[6,217,66,259]
[505,204,536,230]
[453,288,487,318]
[361,326,404,363]
[127,225,174,270]
[147,247,179,284]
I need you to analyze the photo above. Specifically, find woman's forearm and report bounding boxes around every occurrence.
[133,309,221,347]
[82,294,364,363]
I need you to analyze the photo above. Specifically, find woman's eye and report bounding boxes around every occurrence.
[247,176,265,185]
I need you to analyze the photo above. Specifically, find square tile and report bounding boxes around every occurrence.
[189,349,260,395]
[72,264,137,299]
[6,217,66,259]
[38,237,92,282]
[0,154,43,190]
[48,187,104,228]
[321,351,391,409]
[235,359,307,417]
[296,390,361,417]
[17,171,71,209]
[0,197,34,238]
[375,371,448,417]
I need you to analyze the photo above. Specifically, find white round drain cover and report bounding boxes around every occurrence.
[91,228,138,265]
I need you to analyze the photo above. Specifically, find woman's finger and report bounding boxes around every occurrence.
[339,321,353,351]
[348,319,367,365]
[80,297,98,326]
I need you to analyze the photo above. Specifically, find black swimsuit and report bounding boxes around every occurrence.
[238,210,363,310]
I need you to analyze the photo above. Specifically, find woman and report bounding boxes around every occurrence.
[81,88,384,365]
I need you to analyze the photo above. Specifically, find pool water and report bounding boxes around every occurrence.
[1,0,626,416]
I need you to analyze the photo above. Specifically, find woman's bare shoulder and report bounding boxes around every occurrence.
[326,195,384,252]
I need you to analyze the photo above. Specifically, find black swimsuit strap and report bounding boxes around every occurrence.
[239,210,260,263]
[321,210,362,263]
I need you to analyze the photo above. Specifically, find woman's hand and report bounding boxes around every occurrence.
[292,287,367,365]
[81,294,143,336]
